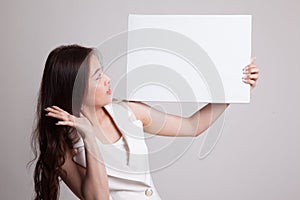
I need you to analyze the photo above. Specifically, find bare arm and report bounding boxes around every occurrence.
[81,136,110,200]
[126,57,259,137]
[59,139,109,200]
[126,101,229,137]
[188,103,230,136]
[45,106,110,200]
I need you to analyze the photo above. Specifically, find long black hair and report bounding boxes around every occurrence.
[28,44,99,200]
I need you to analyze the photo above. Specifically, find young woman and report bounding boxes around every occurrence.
[30,44,259,200]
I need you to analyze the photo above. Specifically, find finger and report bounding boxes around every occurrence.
[55,120,76,127]
[244,67,259,74]
[51,105,71,115]
[250,56,256,64]
[46,110,75,122]
[45,107,70,120]
[243,67,259,76]
[46,112,69,121]
[67,114,76,123]
[249,67,259,74]
[247,64,258,70]
[244,63,256,69]
[44,107,62,115]
[242,78,256,86]
[243,64,255,71]
[244,73,259,80]
[248,63,256,68]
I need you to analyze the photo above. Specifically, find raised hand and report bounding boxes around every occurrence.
[44,105,101,140]
[242,56,260,90]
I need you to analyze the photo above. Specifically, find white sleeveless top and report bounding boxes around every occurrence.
[72,100,162,200]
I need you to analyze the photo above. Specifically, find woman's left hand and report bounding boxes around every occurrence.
[242,56,260,90]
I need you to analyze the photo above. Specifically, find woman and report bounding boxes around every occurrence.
[30,44,259,200]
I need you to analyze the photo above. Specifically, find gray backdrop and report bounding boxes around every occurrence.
[0,0,299,199]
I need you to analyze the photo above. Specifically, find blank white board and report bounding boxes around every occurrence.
[126,14,252,103]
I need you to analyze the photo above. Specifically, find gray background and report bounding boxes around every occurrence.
[1,0,299,199]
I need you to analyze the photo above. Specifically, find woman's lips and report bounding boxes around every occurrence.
[107,88,112,95]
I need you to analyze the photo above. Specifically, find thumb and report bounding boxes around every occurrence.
[251,56,256,64]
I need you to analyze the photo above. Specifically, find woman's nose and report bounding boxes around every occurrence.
[103,74,111,86]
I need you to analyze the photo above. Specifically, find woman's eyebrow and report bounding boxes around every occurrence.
[91,67,103,77]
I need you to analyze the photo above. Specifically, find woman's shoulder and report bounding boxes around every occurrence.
[110,98,129,106]
[108,98,138,121]
[109,98,132,112]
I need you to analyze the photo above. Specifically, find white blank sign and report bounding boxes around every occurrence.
[126,15,252,103]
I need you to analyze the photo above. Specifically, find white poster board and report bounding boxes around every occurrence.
[126,15,252,103]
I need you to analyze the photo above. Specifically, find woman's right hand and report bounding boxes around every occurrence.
[45,105,100,140]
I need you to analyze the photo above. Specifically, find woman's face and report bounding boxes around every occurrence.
[83,54,112,107]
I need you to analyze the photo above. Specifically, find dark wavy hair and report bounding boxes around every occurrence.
[28,44,100,200]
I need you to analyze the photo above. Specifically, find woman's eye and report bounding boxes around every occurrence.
[96,72,102,80]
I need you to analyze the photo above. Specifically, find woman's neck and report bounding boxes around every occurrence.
[81,104,109,124]
[95,105,109,125]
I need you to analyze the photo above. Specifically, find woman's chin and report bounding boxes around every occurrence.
[103,96,113,105]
